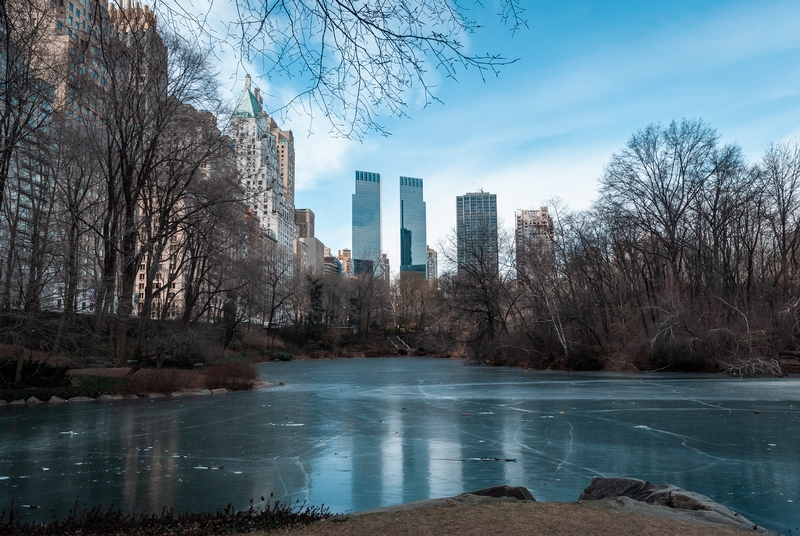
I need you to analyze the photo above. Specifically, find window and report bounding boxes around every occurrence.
[69,2,73,10]
[139,274,145,280]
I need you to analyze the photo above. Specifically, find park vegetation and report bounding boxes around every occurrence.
[2,1,798,381]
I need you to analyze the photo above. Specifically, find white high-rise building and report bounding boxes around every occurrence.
[230,76,295,251]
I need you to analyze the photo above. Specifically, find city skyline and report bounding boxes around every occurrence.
[252,1,800,274]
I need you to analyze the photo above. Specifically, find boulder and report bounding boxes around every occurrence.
[69,396,95,402]
[26,397,42,404]
[211,388,227,394]
[0,400,7,405]
[579,477,779,535]
[97,394,123,400]
[466,485,535,502]
[10,399,26,405]
[48,396,66,403]
[148,393,167,398]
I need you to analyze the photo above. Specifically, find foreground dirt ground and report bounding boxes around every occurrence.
[276,502,753,536]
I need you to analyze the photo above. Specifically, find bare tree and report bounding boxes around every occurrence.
[163,0,527,138]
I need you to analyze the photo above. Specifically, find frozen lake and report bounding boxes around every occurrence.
[1,357,799,532]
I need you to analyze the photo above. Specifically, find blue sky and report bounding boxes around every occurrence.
[215,0,800,275]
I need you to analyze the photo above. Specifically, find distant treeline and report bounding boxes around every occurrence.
[432,119,800,374]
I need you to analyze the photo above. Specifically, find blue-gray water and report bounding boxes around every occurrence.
[1,357,799,533]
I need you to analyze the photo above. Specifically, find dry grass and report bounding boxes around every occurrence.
[200,362,259,391]
[276,502,752,536]
[120,369,204,395]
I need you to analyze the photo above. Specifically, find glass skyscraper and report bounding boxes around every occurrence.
[399,176,427,277]
[352,170,381,274]
[456,192,498,272]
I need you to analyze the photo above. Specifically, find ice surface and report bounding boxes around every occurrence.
[1,358,798,533]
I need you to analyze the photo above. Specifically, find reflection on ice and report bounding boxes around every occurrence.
[1,358,799,534]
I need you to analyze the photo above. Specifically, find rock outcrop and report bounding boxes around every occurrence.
[579,477,779,535]
[468,485,535,502]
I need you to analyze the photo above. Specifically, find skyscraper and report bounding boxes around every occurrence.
[399,176,427,276]
[515,207,554,276]
[352,170,381,274]
[230,75,295,251]
[426,246,438,281]
[456,191,498,272]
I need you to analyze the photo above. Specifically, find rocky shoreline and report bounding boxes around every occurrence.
[289,479,780,536]
[0,387,234,406]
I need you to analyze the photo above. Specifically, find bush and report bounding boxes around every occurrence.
[268,350,292,362]
[1,497,333,535]
[201,362,259,391]
[0,375,125,402]
[0,358,70,388]
[568,346,605,371]
[120,369,203,395]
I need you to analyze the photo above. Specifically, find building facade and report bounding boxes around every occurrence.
[456,191,498,272]
[426,246,438,281]
[230,75,295,251]
[352,170,381,275]
[337,248,353,276]
[399,176,427,277]
[515,207,554,276]
[294,208,314,239]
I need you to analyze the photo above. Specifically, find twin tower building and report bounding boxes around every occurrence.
[352,171,434,280]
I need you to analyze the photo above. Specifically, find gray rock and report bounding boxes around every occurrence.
[125,394,140,399]
[69,396,95,402]
[97,394,119,400]
[579,477,779,535]
[48,396,66,403]
[211,388,227,394]
[170,392,183,397]
[0,400,7,406]
[10,399,26,405]
[466,485,535,502]
[26,397,42,404]
[148,392,167,398]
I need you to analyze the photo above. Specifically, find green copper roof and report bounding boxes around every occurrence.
[232,88,261,118]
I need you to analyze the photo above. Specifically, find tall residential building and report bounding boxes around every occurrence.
[230,75,295,251]
[515,207,554,276]
[426,246,438,281]
[294,209,324,274]
[337,248,353,276]
[399,176,427,277]
[270,118,295,219]
[456,191,498,272]
[352,170,381,275]
[380,254,390,281]
[295,208,315,239]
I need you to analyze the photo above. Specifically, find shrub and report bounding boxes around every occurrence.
[119,370,202,395]
[0,358,70,388]
[0,497,333,535]
[201,362,258,391]
[568,346,605,371]
[0,375,125,402]
[268,350,292,362]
